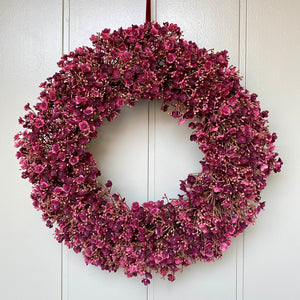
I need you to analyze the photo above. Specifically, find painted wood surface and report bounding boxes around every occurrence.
[1,0,299,299]
[0,1,62,300]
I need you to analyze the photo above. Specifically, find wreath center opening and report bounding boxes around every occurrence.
[88,99,203,206]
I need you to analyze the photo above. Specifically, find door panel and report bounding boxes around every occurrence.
[0,1,62,300]
[244,1,300,299]
[2,0,299,299]
[63,1,148,299]
[153,1,239,299]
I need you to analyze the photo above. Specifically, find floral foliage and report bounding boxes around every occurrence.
[14,22,282,285]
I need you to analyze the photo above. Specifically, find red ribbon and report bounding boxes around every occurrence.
[146,0,151,22]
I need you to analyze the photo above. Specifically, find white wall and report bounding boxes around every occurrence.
[1,0,299,299]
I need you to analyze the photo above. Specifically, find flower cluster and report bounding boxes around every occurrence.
[15,22,282,285]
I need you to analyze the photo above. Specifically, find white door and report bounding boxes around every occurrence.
[1,0,299,299]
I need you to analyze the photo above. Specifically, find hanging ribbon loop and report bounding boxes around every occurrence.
[146,0,151,22]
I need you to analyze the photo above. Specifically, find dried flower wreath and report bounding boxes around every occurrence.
[14,22,282,285]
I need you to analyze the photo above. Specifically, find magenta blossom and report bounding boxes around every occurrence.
[69,156,79,165]
[220,105,231,116]
[164,40,174,50]
[51,199,61,210]
[40,101,48,111]
[35,118,44,128]
[116,97,125,107]
[166,53,177,64]
[81,64,91,73]
[79,121,90,131]
[34,164,45,173]
[84,107,94,115]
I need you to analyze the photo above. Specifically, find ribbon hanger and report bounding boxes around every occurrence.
[146,0,151,22]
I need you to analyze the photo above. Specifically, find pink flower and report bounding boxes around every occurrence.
[35,118,44,128]
[213,186,222,193]
[227,97,238,106]
[116,97,125,107]
[91,88,99,97]
[226,226,235,234]
[52,143,60,153]
[204,61,213,71]
[205,249,214,257]
[124,70,133,80]
[260,164,268,172]
[141,278,151,286]
[76,175,85,183]
[84,107,94,115]
[51,199,60,210]
[166,53,177,64]
[125,78,133,86]
[53,186,63,195]
[237,134,246,144]
[118,43,126,52]
[112,69,121,80]
[131,202,140,211]
[105,180,112,188]
[221,201,230,207]
[40,180,49,189]
[75,95,87,104]
[132,28,139,37]
[80,212,87,222]
[187,175,196,185]
[85,248,93,257]
[58,151,66,161]
[40,101,48,111]
[164,40,174,50]
[203,165,210,174]
[79,121,90,131]
[167,274,175,282]
[220,243,228,252]
[14,133,20,141]
[220,105,231,116]
[150,27,158,36]
[274,158,283,173]
[49,92,56,101]
[81,64,91,73]
[69,156,79,165]
[210,126,219,132]
[34,164,45,173]
[142,60,150,70]
[14,140,21,148]
[101,28,110,38]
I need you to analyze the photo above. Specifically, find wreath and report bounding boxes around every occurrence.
[14,22,282,285]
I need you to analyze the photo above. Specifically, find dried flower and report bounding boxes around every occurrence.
[166,53,177,64]
[15,21,282,286]
[79,121,90,131]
